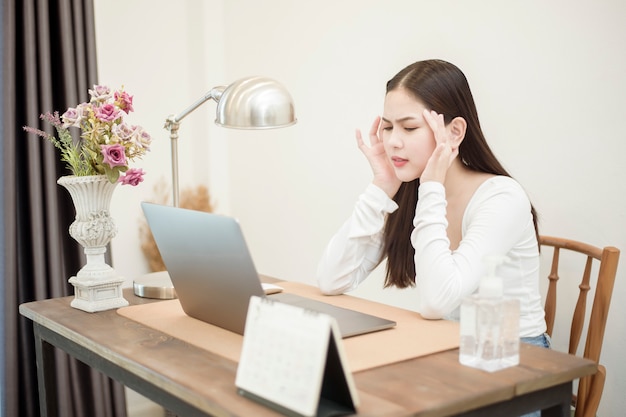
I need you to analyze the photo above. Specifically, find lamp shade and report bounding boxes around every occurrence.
[214,76,297,129]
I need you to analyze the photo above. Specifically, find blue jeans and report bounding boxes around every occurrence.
[521,333,552,348]
[518,333,552,417]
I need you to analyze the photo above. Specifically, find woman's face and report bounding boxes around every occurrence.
[381,88,436,182]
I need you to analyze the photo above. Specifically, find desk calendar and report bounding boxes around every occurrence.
[235,296,359,417]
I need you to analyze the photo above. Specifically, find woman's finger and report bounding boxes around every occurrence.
[369,116,381,145]
[355,128,367,151]
[423,109,447,145]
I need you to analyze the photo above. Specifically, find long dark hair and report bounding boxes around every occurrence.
[382,59,539,288]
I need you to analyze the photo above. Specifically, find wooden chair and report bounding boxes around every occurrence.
[539,236,620,417]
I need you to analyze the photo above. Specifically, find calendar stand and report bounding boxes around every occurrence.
[235,296,359,417]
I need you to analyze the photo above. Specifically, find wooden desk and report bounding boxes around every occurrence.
[20,288,596,417]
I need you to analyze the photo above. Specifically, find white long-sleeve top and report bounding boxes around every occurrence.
[317,176,546,338]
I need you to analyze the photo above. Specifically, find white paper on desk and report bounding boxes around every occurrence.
[235,295,359,417]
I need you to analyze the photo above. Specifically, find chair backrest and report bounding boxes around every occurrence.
[539,235,619,417]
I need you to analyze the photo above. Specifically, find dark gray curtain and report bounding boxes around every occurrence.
[2,1,127,416]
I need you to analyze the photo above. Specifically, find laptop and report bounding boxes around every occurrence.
[141,202,396,338]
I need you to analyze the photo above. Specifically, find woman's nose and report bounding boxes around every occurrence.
[387,130,403,148]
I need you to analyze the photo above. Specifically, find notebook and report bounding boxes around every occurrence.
[140,202,396,338]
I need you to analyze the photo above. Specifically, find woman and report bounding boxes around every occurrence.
[316,59,548,348]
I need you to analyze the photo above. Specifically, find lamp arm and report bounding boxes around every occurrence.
[170,86,225,124]
[164,86,226,207]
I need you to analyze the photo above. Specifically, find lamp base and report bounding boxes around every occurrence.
[133,271,177,299]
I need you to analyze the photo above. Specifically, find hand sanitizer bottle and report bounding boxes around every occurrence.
[459,256,520,371]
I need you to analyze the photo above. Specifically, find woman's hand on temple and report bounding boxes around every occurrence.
[421,110,459,184]
[356,116,401,198]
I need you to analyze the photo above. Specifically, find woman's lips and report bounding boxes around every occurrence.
[391,156,408,167]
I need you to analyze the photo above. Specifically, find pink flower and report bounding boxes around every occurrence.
[95,103,121,122]
[61,106,85,128]
[89,85,111,101]
[137,129,152,150]
[114,91,134,113]
[119,168,145,186]
[100,144,127,168]
[112,123,137,142]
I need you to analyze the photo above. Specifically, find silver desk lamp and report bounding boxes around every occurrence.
[133,76,297,298]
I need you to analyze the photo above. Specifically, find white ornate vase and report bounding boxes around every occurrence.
[57,175,129,312]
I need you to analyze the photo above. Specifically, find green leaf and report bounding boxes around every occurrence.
[105,167,120,184]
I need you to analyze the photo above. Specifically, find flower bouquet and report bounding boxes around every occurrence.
[24,84,152,185]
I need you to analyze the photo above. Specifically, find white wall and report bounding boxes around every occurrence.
[95,1,626,416]
[93,0,228,278]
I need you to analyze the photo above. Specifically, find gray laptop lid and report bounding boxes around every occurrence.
[141,202,396,337]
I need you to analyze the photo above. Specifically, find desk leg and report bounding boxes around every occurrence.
[34,322,57,417]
